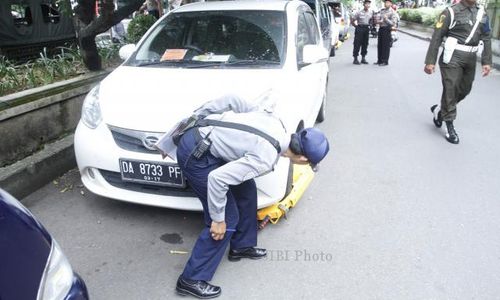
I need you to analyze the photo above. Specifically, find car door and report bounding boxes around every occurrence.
[295,8,326,126]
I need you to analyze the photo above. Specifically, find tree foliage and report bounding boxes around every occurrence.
[127,14,157,43]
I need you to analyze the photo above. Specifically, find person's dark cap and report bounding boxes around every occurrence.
[296,128,330,170]
[364,0,371,3]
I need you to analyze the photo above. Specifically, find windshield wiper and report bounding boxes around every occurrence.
[135,59,280,68]
[135,60,182,67]
[224,59,281,66]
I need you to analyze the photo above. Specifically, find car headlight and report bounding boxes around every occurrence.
[81,84,102,129]
[37,240,74,300]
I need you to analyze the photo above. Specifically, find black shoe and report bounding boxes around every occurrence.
[430,104,442,128]
[176,277,221,299]
[373,61,380,65]
[361,57,368,64]
[353,57,360,65]
[445,121,459,144]
[378,62,388,66]
[228,247,267,261]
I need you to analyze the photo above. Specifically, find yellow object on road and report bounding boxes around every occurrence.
[257,164,315,229]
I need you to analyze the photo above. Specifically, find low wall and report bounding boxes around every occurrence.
[0,70,110,198]
[0,71,109,167]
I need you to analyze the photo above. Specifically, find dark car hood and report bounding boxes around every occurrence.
[0,190,52,300]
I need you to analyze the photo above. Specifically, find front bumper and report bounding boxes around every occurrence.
[64,273,89,300]
[74,121,289,211]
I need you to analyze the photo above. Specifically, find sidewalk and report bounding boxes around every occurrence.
[398,24,500,71]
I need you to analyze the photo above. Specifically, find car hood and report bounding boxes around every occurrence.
[99,66,285,133]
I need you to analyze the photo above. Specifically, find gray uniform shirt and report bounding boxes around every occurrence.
[354,9,373,26]
[193,95,289,222]
[378,7,397,27]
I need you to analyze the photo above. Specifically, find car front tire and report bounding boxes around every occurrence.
[316,83,327,123]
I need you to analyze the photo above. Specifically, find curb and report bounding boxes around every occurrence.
[0,134,76,200]
[398,28,431,42]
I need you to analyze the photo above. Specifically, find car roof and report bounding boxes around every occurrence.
[174,0,298,12]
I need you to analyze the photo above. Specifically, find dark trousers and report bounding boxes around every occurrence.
[176,129,258,281]
[377,26,392,63]
[353,25,370,57]
[438,50,477,121]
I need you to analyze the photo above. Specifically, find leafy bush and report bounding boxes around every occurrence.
[408,9,423,23]
[399,6,444,26]
[399,9,409,21]
[0,46,120,97]
[127,14,157,44]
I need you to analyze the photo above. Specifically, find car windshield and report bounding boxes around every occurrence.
[126,10,286,68]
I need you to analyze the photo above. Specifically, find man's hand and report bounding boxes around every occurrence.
[482,65,491,77]
[210,221,226,241]
[424,64,435,74]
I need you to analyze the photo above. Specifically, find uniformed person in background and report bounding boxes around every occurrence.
[424,0,492,144]
[169,95,330,298]
[352,0,373,65]
[375,0,398,66]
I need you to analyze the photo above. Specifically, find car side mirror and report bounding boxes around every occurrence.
[301,44,329,66]
[119,44,136,60]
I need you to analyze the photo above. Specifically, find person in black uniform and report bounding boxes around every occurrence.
[352,0,373,64]
[375,0,397,66]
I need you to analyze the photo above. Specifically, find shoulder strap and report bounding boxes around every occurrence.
[448,6,456,29]
[195,119,281,153]
[465,6,484,44]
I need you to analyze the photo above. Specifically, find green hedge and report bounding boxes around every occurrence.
[399,6,444,26]
[0,46,120,97]
[127,14,157,44]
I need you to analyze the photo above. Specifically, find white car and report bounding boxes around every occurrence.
[328,7,340,50]
[75,0,329,211]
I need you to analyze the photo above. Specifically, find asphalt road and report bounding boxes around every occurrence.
[23,32,500,300]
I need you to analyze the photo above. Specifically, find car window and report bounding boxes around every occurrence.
[296,11,319,63]
[319,4,330,31]
[304,12,320,44]
[128,10,285,67]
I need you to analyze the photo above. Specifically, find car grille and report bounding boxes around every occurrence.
[99,170,196,197]
[108,125,164,154]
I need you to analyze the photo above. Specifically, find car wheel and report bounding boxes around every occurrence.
[316,84,327,123]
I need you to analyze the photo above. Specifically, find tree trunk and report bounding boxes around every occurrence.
[74,0,144,71]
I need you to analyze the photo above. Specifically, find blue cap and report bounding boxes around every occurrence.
[297,128,330,168]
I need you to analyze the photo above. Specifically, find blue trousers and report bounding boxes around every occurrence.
[176,129,258,281]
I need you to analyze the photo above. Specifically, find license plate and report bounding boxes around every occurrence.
[119,159,185,188]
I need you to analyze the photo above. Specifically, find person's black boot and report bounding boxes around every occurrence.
[228,247,267,261]
[176,276,221,299]
[361,56,368,64]
[430,104,442,128]
[353,57,360,65]
[445,121,459,144]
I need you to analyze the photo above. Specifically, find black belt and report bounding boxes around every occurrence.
[358,24,369,27]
